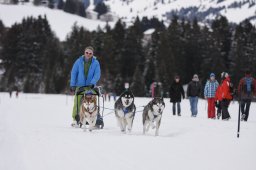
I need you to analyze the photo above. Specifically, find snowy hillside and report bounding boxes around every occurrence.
[0,1,255,41]
[0,4,114,41]
[0,93,256,170]
[105,0,256,25]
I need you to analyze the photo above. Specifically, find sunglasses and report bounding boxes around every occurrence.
[85,51,93,55]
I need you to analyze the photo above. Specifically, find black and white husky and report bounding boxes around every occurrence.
[143,97,165,136]
[114,90,136,133]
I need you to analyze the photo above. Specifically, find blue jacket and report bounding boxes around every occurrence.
[70,56,101,87]
[204,80,219,98]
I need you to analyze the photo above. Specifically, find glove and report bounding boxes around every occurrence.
[215,101,219,107]
[89,84,95,89]
[70,86,76,93]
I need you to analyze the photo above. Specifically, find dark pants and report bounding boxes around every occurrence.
[241,99,251,121]
[216,102,222,118]
[221,99,231,120]
[172,102,181,115]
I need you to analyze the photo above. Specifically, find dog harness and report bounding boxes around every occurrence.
[122,107,129,114]
[153,114,158,119]
[84,105,97,115]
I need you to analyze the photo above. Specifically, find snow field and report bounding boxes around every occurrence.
[0,93,256,170]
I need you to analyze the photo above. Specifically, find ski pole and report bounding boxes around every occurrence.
[205,99,207,111]
[237,93,241,138]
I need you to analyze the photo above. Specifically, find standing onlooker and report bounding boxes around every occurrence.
[187,74,201,117]
[238,70,256,121]
[219,72,232,120]
[9,89,12,98]
[169,75,185,116]
[15,90,19,98]
[204,73,219,119]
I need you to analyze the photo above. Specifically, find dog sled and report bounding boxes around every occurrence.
[75,86,104,129]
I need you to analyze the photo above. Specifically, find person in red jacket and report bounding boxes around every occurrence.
[219,72,233,120]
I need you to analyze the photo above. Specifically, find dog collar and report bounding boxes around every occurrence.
[123,107,129,114]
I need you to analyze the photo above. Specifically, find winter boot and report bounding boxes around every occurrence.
[217,113,221,119]
[71,120,79,128]
[241,114,246,121]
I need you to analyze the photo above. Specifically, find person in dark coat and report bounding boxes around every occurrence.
[169,75,185,116]
[238,70,256,121]
[187,74,202,117]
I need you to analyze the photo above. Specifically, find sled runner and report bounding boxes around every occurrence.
[75,86,104,129]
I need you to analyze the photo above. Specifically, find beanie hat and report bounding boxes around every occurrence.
[210,73,215,77]
[221,72,229,78]
[174,75,180,79]
[192,74,199,82]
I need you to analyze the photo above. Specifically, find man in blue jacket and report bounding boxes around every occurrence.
[70,46,101,126]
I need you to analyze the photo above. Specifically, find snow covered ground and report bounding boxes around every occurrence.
[0,92,256,170]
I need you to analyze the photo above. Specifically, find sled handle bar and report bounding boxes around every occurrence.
[75,86,93,95]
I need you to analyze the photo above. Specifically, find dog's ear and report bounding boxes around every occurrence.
[130,90,135,98]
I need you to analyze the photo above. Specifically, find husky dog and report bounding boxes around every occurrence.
[114,90,136,133]
[79,95,98,131]
[143,97,165,136]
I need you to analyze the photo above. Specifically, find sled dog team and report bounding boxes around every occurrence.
[78,88,165,136]
[70,46,165,136]
[114,90,165,136]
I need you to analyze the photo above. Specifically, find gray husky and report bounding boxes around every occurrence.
[114,90,136,133]
[143,97,165,136]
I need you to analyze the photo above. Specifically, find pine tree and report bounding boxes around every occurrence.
[211,16,232,71]
[48,0,55,9]
[229,20,256,86]
[143,28,163,91]
[33,0,41,6]
[64,0,76,14]
[0,20,5,62]
[77,1,86,17]
[111,19,125,77]
[1,16,62,93]
[94,2,108,18]
[121,18,144,79]
[57,0,65,9]
[1,23,23,89]
[131,66,146,96]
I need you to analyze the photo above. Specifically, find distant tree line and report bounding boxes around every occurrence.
[0,15,255,97]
